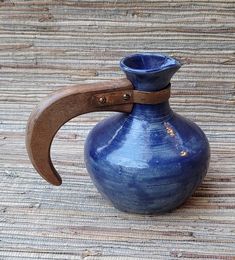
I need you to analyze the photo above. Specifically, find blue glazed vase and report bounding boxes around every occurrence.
[84,53,210,214]
[26,53,210,214]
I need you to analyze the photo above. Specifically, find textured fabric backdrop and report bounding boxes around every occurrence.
[0,0,234,259]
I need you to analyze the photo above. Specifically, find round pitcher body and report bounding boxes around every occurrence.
[84,105,210,214]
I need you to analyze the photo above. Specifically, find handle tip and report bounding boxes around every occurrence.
[50,177,62,186]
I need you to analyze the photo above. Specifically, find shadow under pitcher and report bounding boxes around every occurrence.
[26,53,210,214]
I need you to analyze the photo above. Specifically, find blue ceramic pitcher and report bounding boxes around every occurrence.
[26,53,210,214]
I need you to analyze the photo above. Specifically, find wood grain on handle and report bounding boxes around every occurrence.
[26,78,133,186]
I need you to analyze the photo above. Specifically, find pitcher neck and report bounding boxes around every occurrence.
[119,53,181,120]
[130,102,173,122]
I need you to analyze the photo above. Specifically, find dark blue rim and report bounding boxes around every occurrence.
[120,53,182,74]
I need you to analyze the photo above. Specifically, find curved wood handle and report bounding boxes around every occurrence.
[26,78,133,186]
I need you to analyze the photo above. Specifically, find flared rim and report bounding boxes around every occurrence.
[120,53,182,75]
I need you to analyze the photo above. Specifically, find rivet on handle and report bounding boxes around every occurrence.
[98,96,107,104]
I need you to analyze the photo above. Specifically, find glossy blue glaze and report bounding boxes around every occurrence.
[84,53,210,214]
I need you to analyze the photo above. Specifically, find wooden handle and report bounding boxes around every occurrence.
[26,78,133,186]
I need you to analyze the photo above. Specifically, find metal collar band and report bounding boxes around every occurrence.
[94,83,171,107]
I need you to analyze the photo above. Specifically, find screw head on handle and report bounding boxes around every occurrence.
[123,93,131,101]
[98,96,106,104]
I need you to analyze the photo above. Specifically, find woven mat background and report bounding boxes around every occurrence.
[0,1,234,259]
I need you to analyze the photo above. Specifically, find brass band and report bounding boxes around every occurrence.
[94,83,171,107]
[133,84,171,104]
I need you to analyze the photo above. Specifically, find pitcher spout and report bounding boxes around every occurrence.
[120,53,181,91]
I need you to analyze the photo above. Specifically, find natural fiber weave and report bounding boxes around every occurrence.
[0,0,234,259]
